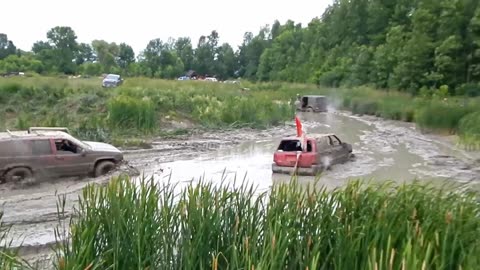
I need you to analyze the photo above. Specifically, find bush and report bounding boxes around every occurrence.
[415,101,474,133]
[108,95,156,132]
[458,111,480,149]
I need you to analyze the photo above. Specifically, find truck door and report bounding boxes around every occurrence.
[53,139,91,176]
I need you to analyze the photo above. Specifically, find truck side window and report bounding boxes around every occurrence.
[278,140,302,152]
[306,141,312,152]
[32,140,52,155]
[329,136,341,146]
[55,139,78,154]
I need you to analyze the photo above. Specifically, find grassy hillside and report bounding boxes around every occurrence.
[0,77,294,146]
[1,77,479,148]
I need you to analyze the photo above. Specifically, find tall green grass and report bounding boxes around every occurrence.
[54,176,480,270]
[338,86,480,146]
[108,95,156,132]
[458,111,480,150]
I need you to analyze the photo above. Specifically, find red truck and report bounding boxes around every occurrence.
[272,133,353,176]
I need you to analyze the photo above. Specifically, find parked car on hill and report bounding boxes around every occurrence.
[102,74,123,88]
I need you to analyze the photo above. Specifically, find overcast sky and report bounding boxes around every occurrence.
[1,0,332,54]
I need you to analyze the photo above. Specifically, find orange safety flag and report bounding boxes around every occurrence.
[295,116,307,151]
[295,116,303,137]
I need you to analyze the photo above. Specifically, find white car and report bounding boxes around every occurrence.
[204,77,218,82]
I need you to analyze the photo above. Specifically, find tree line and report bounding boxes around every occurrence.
[1,0,480,95]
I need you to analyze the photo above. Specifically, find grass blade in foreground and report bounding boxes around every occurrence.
[55,176,480,270]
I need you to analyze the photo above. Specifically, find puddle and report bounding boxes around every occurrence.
[149,112,479,190]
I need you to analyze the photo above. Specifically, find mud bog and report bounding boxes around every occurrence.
[1,111,480,268]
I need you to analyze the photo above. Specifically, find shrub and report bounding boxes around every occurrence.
[415,101,474,133]
[108,95,156,132]
[458,111,480,149]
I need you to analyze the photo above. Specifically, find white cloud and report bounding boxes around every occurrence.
[1,0,332,54]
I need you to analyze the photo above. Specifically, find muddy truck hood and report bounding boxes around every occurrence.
[84,141,121,153]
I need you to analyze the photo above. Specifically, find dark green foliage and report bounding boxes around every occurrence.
[250,0,480,91]
[0,33,16,60]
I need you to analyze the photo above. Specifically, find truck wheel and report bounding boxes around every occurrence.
[5,168,34,184]
[94,161,116,177]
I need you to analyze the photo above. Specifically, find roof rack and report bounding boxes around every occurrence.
[6,129,18,137]
[28,127,70,134]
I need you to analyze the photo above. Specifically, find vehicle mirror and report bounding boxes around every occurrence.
[80,148,86,156]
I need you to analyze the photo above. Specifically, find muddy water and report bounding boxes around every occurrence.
[149,111,480,190]
[1,110,479,268]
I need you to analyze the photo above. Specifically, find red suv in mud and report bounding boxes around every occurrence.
[272,133,353,175]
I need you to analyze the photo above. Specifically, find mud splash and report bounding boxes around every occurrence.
[1,111,479,268]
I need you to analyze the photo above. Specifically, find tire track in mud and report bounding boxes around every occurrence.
[349,114,480,184]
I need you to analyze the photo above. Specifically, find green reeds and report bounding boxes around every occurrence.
[415,101,475,133]
[55,176,480,270]
[458,111,480,150]
[108,95,156,132]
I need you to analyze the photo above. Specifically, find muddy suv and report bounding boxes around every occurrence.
[0,127,124,184]
[295,95,328,112]
[272,133,353,175]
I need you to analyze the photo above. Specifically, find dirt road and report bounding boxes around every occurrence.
[1,111,479,269]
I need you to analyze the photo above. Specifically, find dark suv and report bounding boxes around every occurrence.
[0,127,124,184]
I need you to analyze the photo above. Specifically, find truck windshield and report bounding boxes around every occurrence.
[64,134,92,150]
[277,140,302,152]
[106,74,119,80]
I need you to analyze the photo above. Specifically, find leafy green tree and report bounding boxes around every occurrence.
[237,27,270,79]
[46,26,78,74]
[467,4,480,82]
[32,41,56,72]
[175,37,194,71]
[75,43,95,65]
[215,43,235,79]
[92,40,119,73]
[118,43,135,70]
[0,33,16,60]
[194,31,219,76]
[142,38,184,78]
[0,53,44,73]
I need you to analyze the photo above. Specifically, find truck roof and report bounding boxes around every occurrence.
[0,131,70,140]
[0,127,71,141]
[302,95,326,98]
[281,133,335,140]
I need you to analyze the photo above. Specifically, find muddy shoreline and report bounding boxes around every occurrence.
[1,111,479,269]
